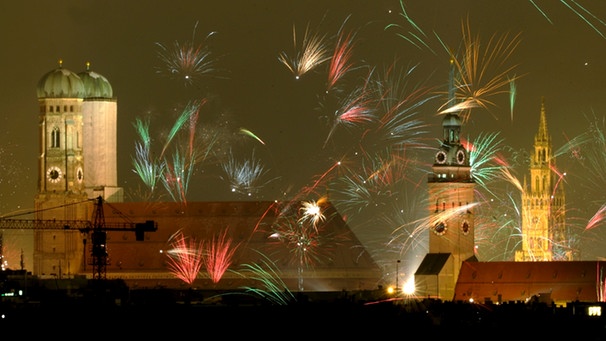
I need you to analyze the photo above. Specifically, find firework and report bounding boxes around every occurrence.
[239,127,266,145]
[297,196,327,230]
[557,113,606,256]
[278,23,331,79]
[326,15,358,91]
[528,0,606,39]
[467,131,510,194]
[155,21,222,86]
[165,230,204,286]
[131,117,165,199]
[235,250,296,305]
[384,0,436,54]
[161,148,194,203]
[203,228,240,283]
[439,18,522,123]
[220,149,278,197]
[131,100,228,202]
[322,81,377,148]
[358,62,436,156]
[266,200,349,290]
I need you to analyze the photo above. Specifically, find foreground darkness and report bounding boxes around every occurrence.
[1,280,605,338]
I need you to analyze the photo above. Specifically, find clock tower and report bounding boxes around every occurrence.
[34,60,122,278]
[414,60,476,300]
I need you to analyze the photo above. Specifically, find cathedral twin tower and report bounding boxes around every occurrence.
[35,60,123,277]
[31,60,571,281]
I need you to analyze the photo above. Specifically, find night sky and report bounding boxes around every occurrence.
[1,1,606,276]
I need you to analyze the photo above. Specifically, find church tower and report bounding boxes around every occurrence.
[34,60,122,278]
[515,98,569,261]
[79,62,123,202]
[414,60,476,300]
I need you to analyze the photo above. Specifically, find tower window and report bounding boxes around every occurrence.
[49,106,53,113]
[51,127,60,148]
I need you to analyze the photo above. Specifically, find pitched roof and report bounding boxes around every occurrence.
[98,200,382,291]
[415,253,451,275]
[454,261,605,304]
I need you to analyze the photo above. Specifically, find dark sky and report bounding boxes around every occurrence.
[1,0,606,271]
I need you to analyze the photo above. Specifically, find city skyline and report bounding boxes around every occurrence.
[1,1,606,278]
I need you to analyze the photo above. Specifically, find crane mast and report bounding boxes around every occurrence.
[0,196,157,280]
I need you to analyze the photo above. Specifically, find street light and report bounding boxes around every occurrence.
[396,259,401,290]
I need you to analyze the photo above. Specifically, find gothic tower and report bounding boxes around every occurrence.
[515,98,569,261]
[34,60,122,278]
[414,60,476,300]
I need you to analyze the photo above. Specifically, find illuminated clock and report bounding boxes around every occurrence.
[435,150,447,164]
[456,149,466,164]
[461,220,470,235]
[433,221,447,235]
[76,167,83,183]
[46,166,62,183]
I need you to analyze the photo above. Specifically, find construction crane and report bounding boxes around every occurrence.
[0,196,157,280]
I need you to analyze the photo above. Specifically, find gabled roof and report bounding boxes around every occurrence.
[454,261,606,304]
[98,200,383,291]
[415,253,451,275]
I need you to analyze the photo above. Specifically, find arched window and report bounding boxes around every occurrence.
[51,127,60,148]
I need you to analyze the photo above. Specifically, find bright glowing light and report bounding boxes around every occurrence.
[403,278,415,295]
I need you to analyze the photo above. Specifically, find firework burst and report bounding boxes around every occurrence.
[220,149,278,198]
[203,228,240,283]
[155,21,222,86]
[278,23,331,79]
[439,18,522,123]
[235,250,297,305]
[165,230,205,286]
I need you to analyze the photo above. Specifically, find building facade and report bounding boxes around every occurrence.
[515,98,570,261]
[34,60,122,277]
[24,61,383,291]
[415,60,476,300]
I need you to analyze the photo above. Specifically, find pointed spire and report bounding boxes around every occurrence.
[536,96,549,142]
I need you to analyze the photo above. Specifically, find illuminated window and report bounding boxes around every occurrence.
[588,306,602,316]
[51,127,60,148]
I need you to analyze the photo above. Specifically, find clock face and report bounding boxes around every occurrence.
[77,167,83,183]
[436,150,447,164]
[461,220,470,235]
[433,221,447,235]
[46,166,62,183]
[456,149,466,164]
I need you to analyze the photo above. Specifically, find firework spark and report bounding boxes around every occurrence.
[235,250,297,305]
[529,0,606,39]
[326,15,358,91]
[203,228,240,283]
[298,196,327,230]
[221,149,278,197]
[278,23,331,79]
[439,18,522,123]
[155,21,222,86]
[165,230,205,285]
[384,0,436,54]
